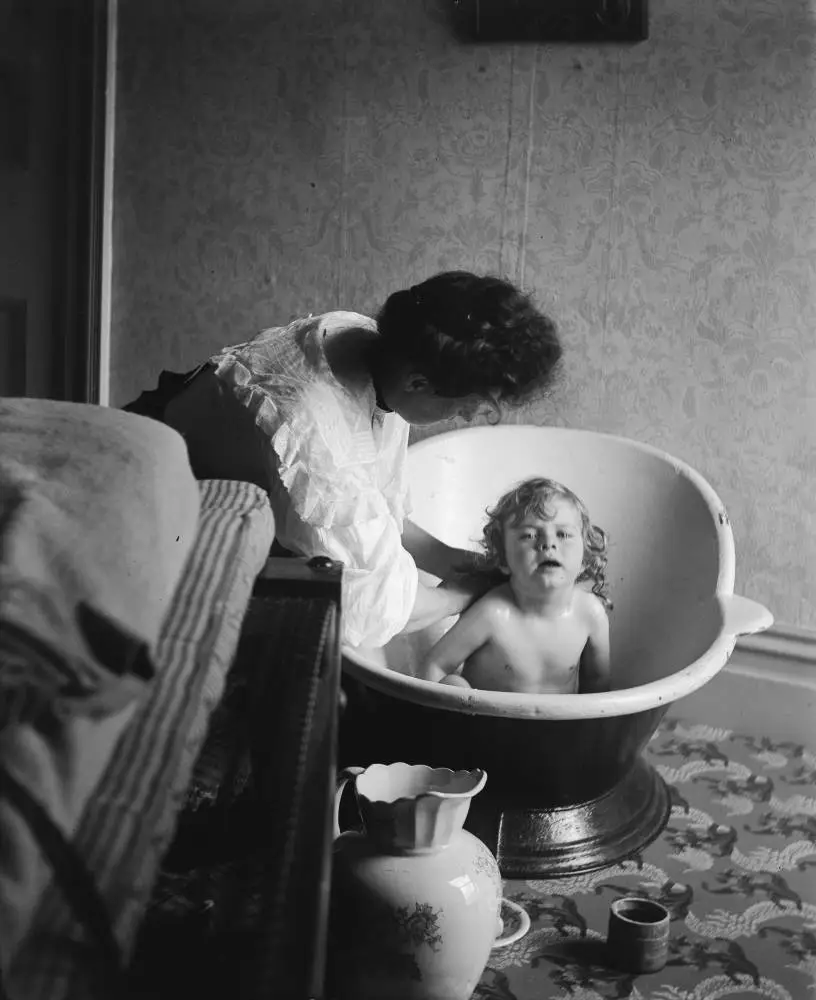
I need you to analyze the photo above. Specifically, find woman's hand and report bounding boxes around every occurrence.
[401,572,489,634]
[449,548,485,576]
[437,571,494,613]
[401,520,484,581]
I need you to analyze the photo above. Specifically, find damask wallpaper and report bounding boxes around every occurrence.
[109,0,816,629]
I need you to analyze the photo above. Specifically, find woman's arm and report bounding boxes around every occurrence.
[419,596,495,682]
[399,520,495,634]
[288,517,487,647]
[578,600,611,693]
[401,519,481,579]
[401,576,485,634]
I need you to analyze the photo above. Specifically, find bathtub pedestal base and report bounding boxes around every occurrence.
[493,758,671,878]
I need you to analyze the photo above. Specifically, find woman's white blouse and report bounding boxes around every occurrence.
[210,311,418,648]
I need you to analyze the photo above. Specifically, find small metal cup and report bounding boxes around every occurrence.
[607,896,670,974]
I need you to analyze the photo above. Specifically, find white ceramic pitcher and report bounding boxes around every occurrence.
[329,763,522,1000]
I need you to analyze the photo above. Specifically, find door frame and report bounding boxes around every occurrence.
[52,0,116,404]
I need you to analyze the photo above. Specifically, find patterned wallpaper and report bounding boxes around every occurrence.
[110,0,816,629]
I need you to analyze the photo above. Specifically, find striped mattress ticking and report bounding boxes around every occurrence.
[7,479,275,1000]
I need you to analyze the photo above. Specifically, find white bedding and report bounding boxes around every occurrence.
[8,478,275,999]
[0,398,201,970]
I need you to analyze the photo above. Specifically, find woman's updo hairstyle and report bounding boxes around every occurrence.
[376,271,562,404]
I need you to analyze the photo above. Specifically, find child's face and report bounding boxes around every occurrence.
[501,497,585,592]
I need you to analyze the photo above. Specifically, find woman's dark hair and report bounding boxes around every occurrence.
[376,271,562,404]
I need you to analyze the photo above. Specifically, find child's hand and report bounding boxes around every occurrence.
[440,674,472,689]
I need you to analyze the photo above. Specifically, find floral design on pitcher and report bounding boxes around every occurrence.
[344,900,444,984]
[473,842,502,886]
[389,902,444,983]
[392,901,444,953]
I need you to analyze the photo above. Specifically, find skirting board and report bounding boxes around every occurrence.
[667,623,816,746]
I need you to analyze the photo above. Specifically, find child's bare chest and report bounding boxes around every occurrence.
[463,613,589,694]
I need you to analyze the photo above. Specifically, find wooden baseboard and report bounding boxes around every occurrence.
[667,623,816,746]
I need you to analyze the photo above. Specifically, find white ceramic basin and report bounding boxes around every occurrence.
[339,427,773,876]
[344,425,773,719]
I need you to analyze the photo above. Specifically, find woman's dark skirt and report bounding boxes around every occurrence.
[122,365,209,422]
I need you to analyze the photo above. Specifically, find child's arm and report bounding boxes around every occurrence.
[578,599,611,693]
[420,594,497,684]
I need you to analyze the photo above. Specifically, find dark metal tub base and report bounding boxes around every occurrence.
[492,757,671,878]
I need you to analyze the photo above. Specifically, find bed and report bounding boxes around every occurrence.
[1,400,342,1000]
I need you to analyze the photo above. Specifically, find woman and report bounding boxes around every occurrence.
[125,271,562,648]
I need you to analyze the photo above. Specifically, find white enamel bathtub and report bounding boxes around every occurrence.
[340,426,773,876]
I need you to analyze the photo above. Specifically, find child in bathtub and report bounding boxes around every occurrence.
[420,477,611,694]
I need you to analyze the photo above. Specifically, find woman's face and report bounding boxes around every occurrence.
[389,374,494,426]
[397,392,492,426]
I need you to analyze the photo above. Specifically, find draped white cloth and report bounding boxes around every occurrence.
[210,312,418,647]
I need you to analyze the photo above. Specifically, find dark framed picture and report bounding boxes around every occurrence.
[453,0,649,43]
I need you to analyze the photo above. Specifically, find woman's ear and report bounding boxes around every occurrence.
[404,372,431,394]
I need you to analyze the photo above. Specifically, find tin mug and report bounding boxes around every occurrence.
[607,896,670,974]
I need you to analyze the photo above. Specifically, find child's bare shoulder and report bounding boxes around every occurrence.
[574,588,609,623]
[474,581,516,619]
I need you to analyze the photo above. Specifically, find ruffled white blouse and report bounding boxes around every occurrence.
[209,311,418,648]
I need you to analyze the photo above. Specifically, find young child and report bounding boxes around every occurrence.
[420,477,611,694]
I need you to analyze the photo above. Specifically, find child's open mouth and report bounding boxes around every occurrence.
[538,559,562,569]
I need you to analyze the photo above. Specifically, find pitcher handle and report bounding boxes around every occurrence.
[492,897,531,950]
[334,766,364,838]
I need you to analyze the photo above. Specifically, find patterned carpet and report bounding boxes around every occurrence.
[475,717,816,1000]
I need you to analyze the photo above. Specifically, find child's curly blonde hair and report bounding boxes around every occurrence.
[476,477,612,610]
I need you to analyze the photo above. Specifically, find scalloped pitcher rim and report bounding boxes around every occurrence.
[356,762,488,804]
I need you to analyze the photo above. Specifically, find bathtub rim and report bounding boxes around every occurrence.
[342,630,738,720]
[406,424,738,598]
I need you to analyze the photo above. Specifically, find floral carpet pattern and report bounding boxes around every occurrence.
[476,718,816,1000]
